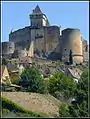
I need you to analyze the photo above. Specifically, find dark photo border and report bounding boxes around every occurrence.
[0,0,89,118]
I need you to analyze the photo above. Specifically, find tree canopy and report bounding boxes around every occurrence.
[2,58,8,65]
[59,69,89,117]
[48,72,77,100]
[19,66,46,94]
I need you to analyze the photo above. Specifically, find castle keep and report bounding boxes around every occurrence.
[2,5,88,63]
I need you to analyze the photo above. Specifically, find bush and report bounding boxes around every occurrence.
[11,78,20,85]
[58,70,89,117]
[2,58,8,65]
[19,66,47,94]
[48,72,77,100]
[2,108,10,116]
[59,103,70,117]
[79,63,82,65]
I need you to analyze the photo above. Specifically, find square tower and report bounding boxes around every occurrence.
[30,5,50,28]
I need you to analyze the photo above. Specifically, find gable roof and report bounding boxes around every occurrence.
[68,68,83,79]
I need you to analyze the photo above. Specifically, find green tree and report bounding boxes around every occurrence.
[2,58,8,65]
[70,69,89,117]
[59,103,70,117]
[48,72,76,100]
[19,66,46,94]
[59,70,89,117]
[69,49,73,64]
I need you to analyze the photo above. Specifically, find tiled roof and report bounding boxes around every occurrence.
[68,68,83,79]
[7,64,18,72]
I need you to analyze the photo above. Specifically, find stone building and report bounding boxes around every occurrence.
[1,65,11,85]
[2,41,15,58]
[2,5,87,64]
[82,40,89,62]
[60,28,83,63]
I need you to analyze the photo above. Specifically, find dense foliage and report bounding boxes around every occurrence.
[19,66,46,93]
[2,58,8,65]
[59,69,89,117]
[48,72,77,101]
[11,78,20,85]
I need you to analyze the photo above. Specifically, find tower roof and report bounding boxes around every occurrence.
[33,5,42,13]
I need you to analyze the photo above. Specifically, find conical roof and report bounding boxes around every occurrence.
[33,5,42,13]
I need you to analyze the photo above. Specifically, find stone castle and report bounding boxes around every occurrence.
[2,5,89,64]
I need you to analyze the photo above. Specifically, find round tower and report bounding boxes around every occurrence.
[60,28,83,64]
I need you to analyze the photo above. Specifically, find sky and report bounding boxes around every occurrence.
[1,1,89,43]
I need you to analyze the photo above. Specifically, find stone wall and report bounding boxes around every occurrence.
[60,28,83,63]
[9,26,31,50]
[82,39,88,53]
[2,41,15,55]
[44,26,60,54]
[31,28,45,53]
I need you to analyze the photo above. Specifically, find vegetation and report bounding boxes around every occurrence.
[1,56,89,117]
[48,72,77,101]
[1,97,48,117]
[59,69,89,117]
[11,78,20,85]
[2,108,10,116]
[59,103,70,117]
[19,66,47,94]
[2,58,8,65]
[76,63,88,71]
[1,84,16,92]
[69,49,73,64]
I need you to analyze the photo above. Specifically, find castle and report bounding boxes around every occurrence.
[2,5,89,64]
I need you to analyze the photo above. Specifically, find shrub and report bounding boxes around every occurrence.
[19,66,47,93]
[48,72,77,100]
[2,108,10,116]
[11,78,20,85]
[2,58,8,65]
[58,70,89,117]
[59,103,70,117]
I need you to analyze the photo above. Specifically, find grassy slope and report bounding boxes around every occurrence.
[2,92,61,117]
[1,96,50,118]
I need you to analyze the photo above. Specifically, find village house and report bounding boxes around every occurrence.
[0,65,11,85]
[65,67,83,83]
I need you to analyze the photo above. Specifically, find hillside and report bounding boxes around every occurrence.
[2,92,61,117]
